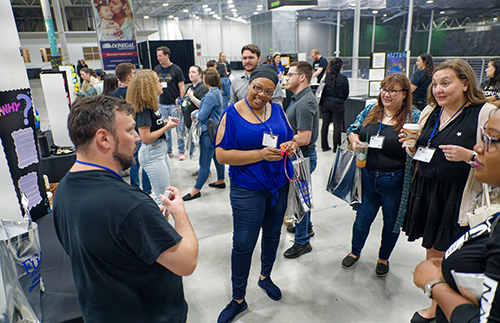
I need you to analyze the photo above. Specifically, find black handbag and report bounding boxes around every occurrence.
[207,92,223,142]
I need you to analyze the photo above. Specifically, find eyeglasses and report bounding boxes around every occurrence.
[287,73,302,78]
[379,87,406,96]
[251,84,274,97]
[480,126,500,152]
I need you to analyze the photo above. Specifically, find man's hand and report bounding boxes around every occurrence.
[159,187,186,221]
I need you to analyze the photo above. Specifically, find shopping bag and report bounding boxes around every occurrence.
[177,112,188,140]
[326,145,362,206]
[467,184,500,228]
[186,120,201,161]
[285,151,313,224]
[0,218,43,323]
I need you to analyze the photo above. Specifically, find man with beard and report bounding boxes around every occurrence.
[229,44,284,106]
[53,95,198,323]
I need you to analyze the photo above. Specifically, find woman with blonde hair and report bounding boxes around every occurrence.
[403,59,497,323]
[126,69,179,205]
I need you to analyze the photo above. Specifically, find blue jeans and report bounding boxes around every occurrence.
[159,104,185,154]
[294,148,317,245]
[351,168,404,260]
[230,182,289,300]
[138,139,170,205]
[194,131,225,190]
[130,141,152,194]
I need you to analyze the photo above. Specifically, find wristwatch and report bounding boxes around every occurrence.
[424,278,446,298]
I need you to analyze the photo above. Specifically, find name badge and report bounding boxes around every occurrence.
[262,132,278,148]
[369,136,385,149]
[161,82,168,88]
[414,146,436,163]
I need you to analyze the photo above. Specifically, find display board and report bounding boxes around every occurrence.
[385,51,407,76]
[0,89,49,221]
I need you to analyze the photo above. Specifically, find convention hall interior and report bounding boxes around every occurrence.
[2,0,500,322]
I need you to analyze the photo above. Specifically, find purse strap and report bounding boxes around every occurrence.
[211,91,223,122]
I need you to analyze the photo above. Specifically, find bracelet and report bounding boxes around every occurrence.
[495,94,499,100]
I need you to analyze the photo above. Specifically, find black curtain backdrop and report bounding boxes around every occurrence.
[138,40,194,83]
[443,27,500,56]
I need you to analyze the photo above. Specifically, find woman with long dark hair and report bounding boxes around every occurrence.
[319,58,349,152]
[411,53,435,110]
[102,74,119,96]
[481,58,500,107]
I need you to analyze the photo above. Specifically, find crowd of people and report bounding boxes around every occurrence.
[54,48,500,323]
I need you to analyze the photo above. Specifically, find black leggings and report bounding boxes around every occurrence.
[320,101,345,152]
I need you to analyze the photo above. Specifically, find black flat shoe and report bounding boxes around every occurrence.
[208,182,226,189]
[322,147,331,152]
[183,192,201,201]
[410,311,434,323]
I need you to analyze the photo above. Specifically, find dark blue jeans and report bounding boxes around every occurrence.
[294,148,317,245]
[351,168,404,260]
[130,141,151,194]
[194,131,224,190]
[230,182,289,300]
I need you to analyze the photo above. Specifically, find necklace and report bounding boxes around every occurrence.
[384,110,394,118]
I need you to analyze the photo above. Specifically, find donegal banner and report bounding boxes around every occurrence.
[0,89,50,221]
[92,0,139,70]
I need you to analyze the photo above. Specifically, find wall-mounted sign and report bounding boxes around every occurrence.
[268,0,318,10]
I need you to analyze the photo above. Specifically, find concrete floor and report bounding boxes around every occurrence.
[31,74,432,323]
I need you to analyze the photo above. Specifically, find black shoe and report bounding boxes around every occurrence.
[283,242,312,258]
[341,254,359,269]
[375,262,389,277]
[322,147,331,152]
[183,192,201,201]
[258,277,282,301]
[286,225,315,237]
[410,311,434,323]
[209,182,226,189]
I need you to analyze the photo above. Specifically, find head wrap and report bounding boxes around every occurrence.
[249,64,279,86]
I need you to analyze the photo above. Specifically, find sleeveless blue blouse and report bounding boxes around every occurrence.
[215,102,294,198]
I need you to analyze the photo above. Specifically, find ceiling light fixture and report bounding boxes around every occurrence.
[228,4,235,8]
[372,10,378,14]
[440,11,445,14]
[162,3,168,6]
[210,11,215,14]
[231,8,237,12]
[169,15,174,18]
[183,9,189,12]
[227,0,233,3]
[144,15,149,19]
[202,4,208,8]
[494,17,498,21]
[253,11,258,14]
[204,8,211,11]
[195,16,200,19]
[426,0,433,3]
[257,4,263,7]
[257,7,262,11]
[383,13,387,17]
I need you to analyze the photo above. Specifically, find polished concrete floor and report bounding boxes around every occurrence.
[31,75,432,323]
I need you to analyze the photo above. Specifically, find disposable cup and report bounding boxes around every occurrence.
[356,142,368,168]
[402,123,419,148]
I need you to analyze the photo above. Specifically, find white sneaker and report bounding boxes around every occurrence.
[179,153,187,161]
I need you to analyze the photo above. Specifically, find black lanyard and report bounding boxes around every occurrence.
[75,160,122,180]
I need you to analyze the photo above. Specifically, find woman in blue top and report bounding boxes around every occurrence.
[215,64,298,323]
[272,52,285,84]
[183,68,226,201]
[217,63,231,108]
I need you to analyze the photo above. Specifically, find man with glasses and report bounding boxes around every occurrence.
[229,44,284,106]
[283,61,320,258]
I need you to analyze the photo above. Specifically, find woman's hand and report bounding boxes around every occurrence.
[399,129,418,153]
[348,134,362,152]
[187,88,194,100]
[413,259,444,290]
[164,117,179,130]
[260,147,282,162]
[281,140,299,157]
[439,145,473,162]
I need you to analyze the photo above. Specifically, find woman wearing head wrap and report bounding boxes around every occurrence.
[215,64,298,323]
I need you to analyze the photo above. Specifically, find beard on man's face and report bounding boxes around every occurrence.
[113,151,135,170]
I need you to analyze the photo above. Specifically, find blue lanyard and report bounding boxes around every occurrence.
[192,81,200,91]
[245,98,273,135]
[377,116,393,136]
[161,64,171,80]
[75,160,122,180]
[427,102,467,147]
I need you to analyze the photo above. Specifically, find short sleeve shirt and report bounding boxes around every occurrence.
[314,56,328,81]
[286,87,320,154]
[411,69,432,103]
[154,63,185,105]
[136,108,166,140]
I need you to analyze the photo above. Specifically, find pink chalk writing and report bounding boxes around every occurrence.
[0,102,21,116]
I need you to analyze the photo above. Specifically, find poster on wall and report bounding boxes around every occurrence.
[0,89,50,221]
[385,51,407,76]
[92,0,139,70]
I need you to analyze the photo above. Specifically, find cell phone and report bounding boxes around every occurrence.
[163,189,173,200]
[170,117,180,124]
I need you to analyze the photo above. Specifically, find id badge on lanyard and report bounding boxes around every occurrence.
[161,82,168,88]
[414,146,436,163]
[262,132,278,148]
[369,136,385,149]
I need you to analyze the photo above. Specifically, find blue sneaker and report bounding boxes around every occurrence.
[258,277,282,300]
[217,299,248,323]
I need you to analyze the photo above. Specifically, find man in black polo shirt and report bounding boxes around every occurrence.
[283,61,320,259]
[310,49,328,83]
[154,46,187,160]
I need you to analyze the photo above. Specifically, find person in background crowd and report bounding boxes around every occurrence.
[109,0,135,40]
[207,60,217,69]
[319,58,350,152]
[154,46,186,160]
[219,52,232,76]
[217,63,231,108]
[310,49,328,83]
[112,63,151,194]
[229,44,284,107]
[76,67,99,97]
[127,69,179,205]
[481,58,500,107]
[413,107,500,323]
[265,55,273,65]
[282,61,319,259]
[403,59,497,323]
[76,59,87,85]
[215,64,298,323]
[102,74,118,96]
[411,53,435,110]
[53,95,198,323]
[272,52,285,84]
[343,73,420,278]
[183,68,225,201]
[93,70,106,95]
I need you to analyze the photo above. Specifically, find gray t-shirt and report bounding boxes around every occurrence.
[286,87,320,154]
[229,71,284,107]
